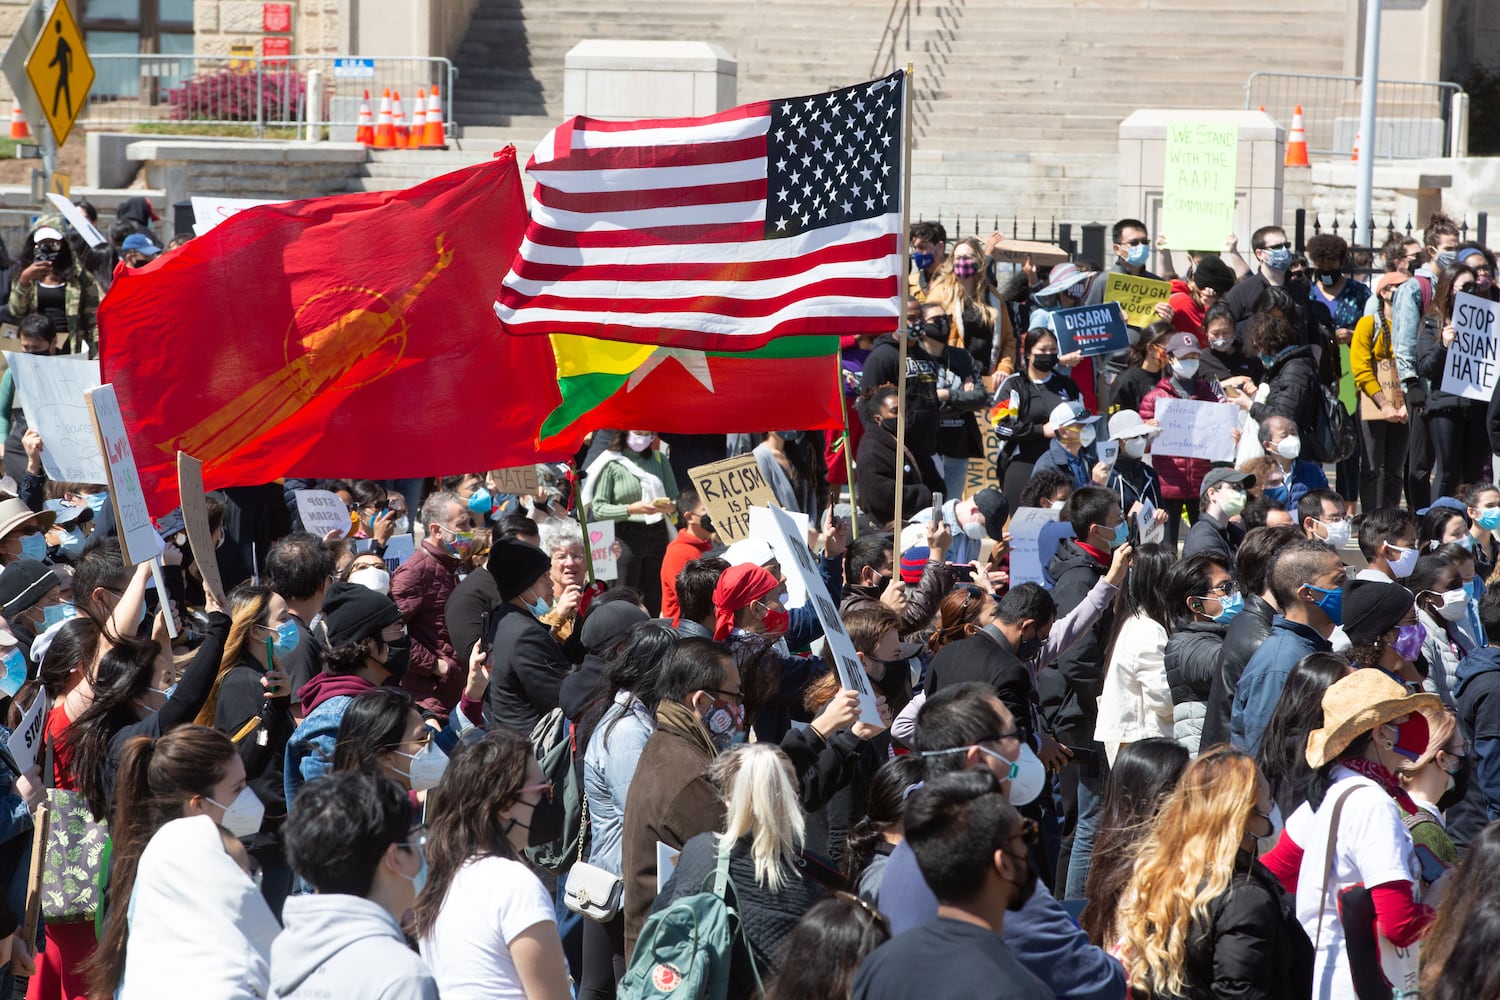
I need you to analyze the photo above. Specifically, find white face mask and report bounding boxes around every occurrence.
[349,566,392,595]
[1317,518,1351,549]
[1122,437,1148,460]
[1171,358,1200,379]
[207,786,266,840]
[1387,544,1419,579]
[1275,435,1302,460]
[391,740,449,791]
[1005,744,1046,807]
[962,518,987,541]
[1430,588,1469,622]
[1078,424,1097,448]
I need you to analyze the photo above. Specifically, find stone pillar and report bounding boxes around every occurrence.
[563,40,736,121]
[1117,109,1285,257]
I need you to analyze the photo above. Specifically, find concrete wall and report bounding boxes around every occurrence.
[124,138,367,234]
[345,0,480,59]
[192,0,343,57]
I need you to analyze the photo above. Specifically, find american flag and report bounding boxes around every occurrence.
[496,71,905,353]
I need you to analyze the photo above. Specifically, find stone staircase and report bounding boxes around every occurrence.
[403,0,1354,226]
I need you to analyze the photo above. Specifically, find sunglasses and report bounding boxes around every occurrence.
[517,781,554,804]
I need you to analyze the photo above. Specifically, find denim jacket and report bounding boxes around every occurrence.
[583,692,655,875]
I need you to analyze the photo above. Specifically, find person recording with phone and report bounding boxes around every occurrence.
[8,225,99,356]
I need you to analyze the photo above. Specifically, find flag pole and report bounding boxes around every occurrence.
[836,348,860,541]
[570,463,597,584]
[892,63,915,533]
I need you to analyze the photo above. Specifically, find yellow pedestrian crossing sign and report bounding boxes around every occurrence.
[24,0,92,147]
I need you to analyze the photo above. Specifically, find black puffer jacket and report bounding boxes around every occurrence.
[1417,313,1487,414]
[1249,344,1322,434]
[1165,620,1227,754]
[1201,594,1275,749]
[652,832,836,999]
[1041,539,1113,747]
[1164,852,1313,1000]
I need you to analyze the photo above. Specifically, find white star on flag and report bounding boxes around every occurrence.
[626,346,715,392]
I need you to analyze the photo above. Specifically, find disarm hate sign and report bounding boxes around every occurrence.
[1440,291,1500,402]
[1052,302,1130,357]
[689,454,775,544]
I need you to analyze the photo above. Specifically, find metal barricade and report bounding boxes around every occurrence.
[1244,72,1463,159]
[81,54,458,138]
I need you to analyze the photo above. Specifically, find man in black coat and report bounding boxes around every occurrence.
[926,582,1056,749]
[486,537,569,734]
[1042,486,1124,898]
[1200,523,1304,749]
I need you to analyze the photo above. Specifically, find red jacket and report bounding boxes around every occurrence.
[1139,375,1226,500]
[660,531,714,624]
[390,539,462,712]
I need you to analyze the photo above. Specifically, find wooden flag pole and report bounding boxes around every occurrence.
[572,463,598,584]
[21,803,49,948]
[836,349,860,540]
[892,63,915,532]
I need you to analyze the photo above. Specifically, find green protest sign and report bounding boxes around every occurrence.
[1161,121,1238,253]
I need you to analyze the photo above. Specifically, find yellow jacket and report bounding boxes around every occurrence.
[1350,311,1393,400]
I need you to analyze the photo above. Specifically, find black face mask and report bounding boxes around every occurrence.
[699,512,714,535]
[1014,627,1041,661]
[379,636,411,682]
[1001,849,1038,912]
[510,789,566,848]
[1439,755,1471,812]
[1031,353,1060,373]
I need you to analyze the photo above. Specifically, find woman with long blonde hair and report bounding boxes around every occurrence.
[1117,745,1312,999]
[927,236,1016,378]
[649,743,833,999]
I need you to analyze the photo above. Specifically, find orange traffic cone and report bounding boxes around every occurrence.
[392,91,409,146]
[9,102,28,140]
[1350,126,1362,161]
[421,86,448,149]
[408,90,426,148]
[355,89,374,146]
[1284,104,1309,167]
[373,88,395,148]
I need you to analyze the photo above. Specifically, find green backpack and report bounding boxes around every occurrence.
[618,835,761,1000]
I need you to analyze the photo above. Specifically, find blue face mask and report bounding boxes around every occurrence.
[467,488,493,516]
[912,251,935,272]
[1125,242,1151,267]
[1111,520,1129,548]
[1304,583,1343,624]
[1464,578,1480,600]
[82,493,107,515]
[1263,484,1290,505]
[1264,247,1293,272]
[269,618,300,660]
[56,528,85,559]
[1211,591,1244,624]
[41,603,75,629]
[0,648,24,697]
[1477,508,1500,533]
[19,533,45,561]
[779,430,804,444]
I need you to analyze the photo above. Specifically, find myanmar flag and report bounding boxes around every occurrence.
[537,333,844,452]
[100,149,571,515]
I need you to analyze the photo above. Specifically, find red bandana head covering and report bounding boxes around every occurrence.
[712,564,778,641]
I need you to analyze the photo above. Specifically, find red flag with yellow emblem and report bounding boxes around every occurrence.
[99,148,569,516]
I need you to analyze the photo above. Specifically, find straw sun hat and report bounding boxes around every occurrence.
[1304,669,1444,769]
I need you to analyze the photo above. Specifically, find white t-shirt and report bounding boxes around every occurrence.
[1294,767,1419,1000]
[418,855,556,1000]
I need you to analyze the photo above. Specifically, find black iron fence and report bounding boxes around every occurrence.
[1290,208,1490,276]
[914,214,1110,268]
